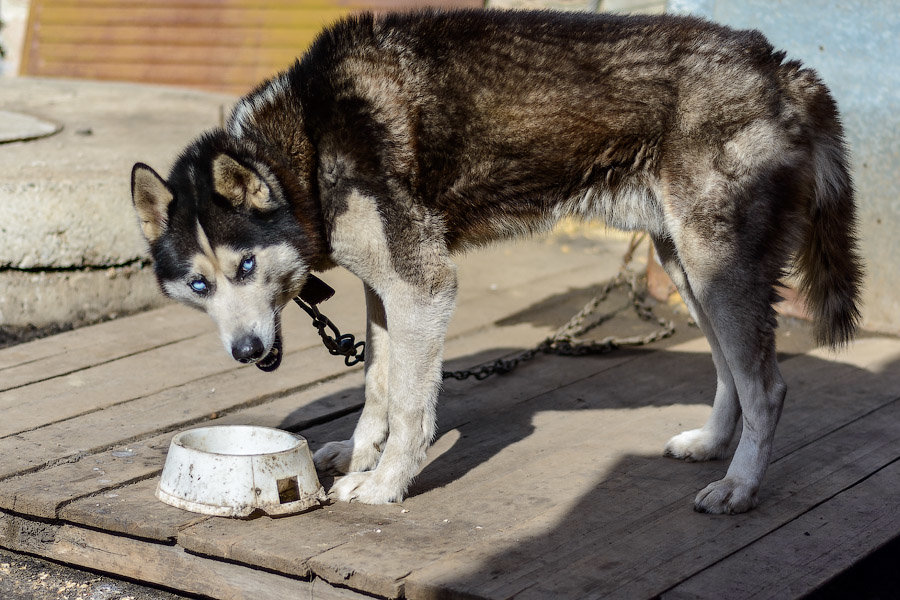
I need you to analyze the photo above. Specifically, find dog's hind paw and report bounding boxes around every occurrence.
[330,471,403,504]
[664,428,728,462]
[693,476,758,514]
[313,441,354,475]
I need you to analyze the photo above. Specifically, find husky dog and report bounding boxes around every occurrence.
[132,9,862,513]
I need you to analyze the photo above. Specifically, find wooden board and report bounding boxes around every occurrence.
[0,510,370,600]
[46,337,900,599]
[661,459,900,599]
[21,0,483,94]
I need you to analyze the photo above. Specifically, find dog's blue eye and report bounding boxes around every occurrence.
[239,256,255,277]
[189,279,208,294]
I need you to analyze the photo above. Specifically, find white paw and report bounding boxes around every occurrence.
[313,440,354,475]
[693,476,758,514]
[329,471,403,504]
[664,428,727,462]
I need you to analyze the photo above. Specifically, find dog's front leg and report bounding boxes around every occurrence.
[330,271,457,504]
[314,284,390,474]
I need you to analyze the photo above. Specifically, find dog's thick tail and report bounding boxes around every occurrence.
[781,60,864,347]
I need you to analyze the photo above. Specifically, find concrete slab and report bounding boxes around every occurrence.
[0,110,61,143]
[0,78,234,330]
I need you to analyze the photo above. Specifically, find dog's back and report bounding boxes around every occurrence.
[274,11,860,338]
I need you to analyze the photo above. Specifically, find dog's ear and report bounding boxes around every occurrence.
[132,163,174,244]
[211,154,276,212]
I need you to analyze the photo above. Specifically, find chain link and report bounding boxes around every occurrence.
[441,232,675,381]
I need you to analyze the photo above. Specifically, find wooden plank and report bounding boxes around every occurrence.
[662,459,900,600]
[59,478,213,543]
[35,0,467,7]
[27,62,292,90]
[0,341,356,481]
[0,510,370,600]
[22,0,351,90]
[0,304,203,390]
[35,6,355,28]
[0,330,235,438]
[40,0,355,7]
[37,44,305,67]
[31,24,339,47]
[0,363,368,518]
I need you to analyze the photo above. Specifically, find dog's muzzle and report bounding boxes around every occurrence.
[231,330,283,372]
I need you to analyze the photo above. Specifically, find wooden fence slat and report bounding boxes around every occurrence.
[36,43,304,66]
[34,5,355,28]
[31,24,328,47]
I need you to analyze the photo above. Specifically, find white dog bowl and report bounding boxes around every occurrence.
[157,425,326,517]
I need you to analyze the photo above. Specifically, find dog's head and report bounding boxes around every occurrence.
[131,132,321,371]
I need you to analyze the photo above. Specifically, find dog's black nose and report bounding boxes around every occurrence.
[232,335,265,363]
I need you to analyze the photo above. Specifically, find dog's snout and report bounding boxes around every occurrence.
[232,335,265,363]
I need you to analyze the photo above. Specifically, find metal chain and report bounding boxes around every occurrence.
[294,232,675,379]
[293,296,366,367]
[441,232,675,381]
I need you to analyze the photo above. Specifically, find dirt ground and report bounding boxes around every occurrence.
[0,548,191,600]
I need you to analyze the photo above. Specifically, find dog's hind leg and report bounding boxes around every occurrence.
[652,235,741,462]
[675,229,788,514]
[313,284,390,474]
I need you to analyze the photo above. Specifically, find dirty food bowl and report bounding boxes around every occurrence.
[157,425,326,517]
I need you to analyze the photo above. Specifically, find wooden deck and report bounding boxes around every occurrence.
[1,235,898,600]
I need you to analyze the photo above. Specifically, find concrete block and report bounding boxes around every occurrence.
[0,78,234,330]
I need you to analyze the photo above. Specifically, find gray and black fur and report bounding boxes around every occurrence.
[132,9,863,513]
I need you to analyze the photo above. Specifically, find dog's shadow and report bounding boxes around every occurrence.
[425,349,900,598]
[279,342,720,495]
[278,342,899,597]
[276,282,827,497]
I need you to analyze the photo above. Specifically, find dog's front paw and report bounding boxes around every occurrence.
[664,428,728,462]
[313,440,354,475]
[693,476,758,514]
[330,471,403,504]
